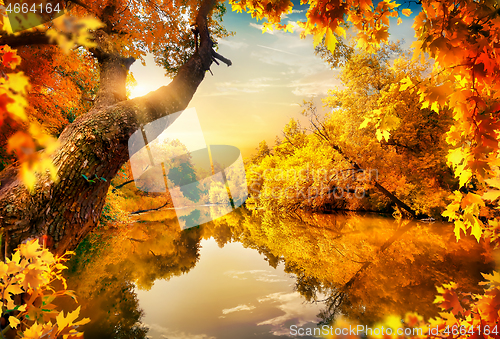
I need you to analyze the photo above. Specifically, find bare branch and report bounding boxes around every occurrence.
[0,31,52,48]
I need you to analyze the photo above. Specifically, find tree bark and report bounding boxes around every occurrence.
[0,0,229,255]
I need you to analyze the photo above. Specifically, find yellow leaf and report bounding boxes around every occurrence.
[262,22,273,33]
[9,316,20,329]
[78,17,103,30]
[453,220,466,240]
[73,317,91,326]
[359,117,372,129]
[469,215,483,242]
[20,163,37,192]
[402,8,412,16]
[485,178,500,189]
[483,190,500,201]
[20,239,41,260]
[480,271,500,286]
[431,101,439,113]
[376,129,391,142]
[447,148,463,167]
[3,72,29,94]
[380,114,400,130]
[397,17,402,25]
[334,26,346,39]
[458,169,472,187]
[399,76,412,91]
[5,283,24,296]
[325,27,337,53]
[313,27,326,48]
[56,306,82,329]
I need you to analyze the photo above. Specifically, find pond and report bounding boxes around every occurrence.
[64,207,495,339]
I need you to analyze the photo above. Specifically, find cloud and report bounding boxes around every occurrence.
[249,22,274,34]
[145,323,215,339]
[250,37,330,76]
[217,39,249,50]
[256,292,323,336]
[280,8,307,21]
[211,77,278,95]
[224,269,288,282]
[222,304,257,315]
[289,79,336,97]
[287,71,342,97]
[257,44,303,57]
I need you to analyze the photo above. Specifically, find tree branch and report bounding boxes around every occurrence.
[0,0,232,254]
[66,0,92,11]
[0,31,52,48]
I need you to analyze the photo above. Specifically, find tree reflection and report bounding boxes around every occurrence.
[65,211,203,338]
[213,209,494,325]
[64,208,494,338]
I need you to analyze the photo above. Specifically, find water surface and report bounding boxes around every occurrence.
[65,208,495,338]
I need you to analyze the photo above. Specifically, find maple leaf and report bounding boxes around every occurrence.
[453,220,466,240]
[313,27,327,48]
[435,284,464,316]
[483,190,500,202]
[9,316,20,329]
[447,147,464,168]
[402,8,412,16]
[359,117,372,129]
[3,71,29,94]
[22,267,46,290]
[404,312,423,327]
[399,76,412,91]
[55,306,89,330]
[20,239,42,261]
[0,92,14,124]
[476,288,500,324]
[480,271,500,288]
[0,45,21,69]
[325,27,337,53]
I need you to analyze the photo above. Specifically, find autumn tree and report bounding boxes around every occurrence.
[2,0,500,253]
[231,0,500,247]
[0,0,232,254]
[246,44,455,217]
[321,44,456,217]
[250,140,271,164]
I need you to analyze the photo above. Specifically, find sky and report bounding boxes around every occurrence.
[129,2,417,157]
[136,237,325,339]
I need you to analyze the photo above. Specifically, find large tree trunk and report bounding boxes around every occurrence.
[0,0,229,255]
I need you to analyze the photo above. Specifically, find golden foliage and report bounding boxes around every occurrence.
[0,240,88,338]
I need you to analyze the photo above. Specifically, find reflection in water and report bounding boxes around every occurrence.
[65,208,495,338]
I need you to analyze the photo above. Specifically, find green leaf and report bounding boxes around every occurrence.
[81,174,88,180]
[101,177,107,182]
